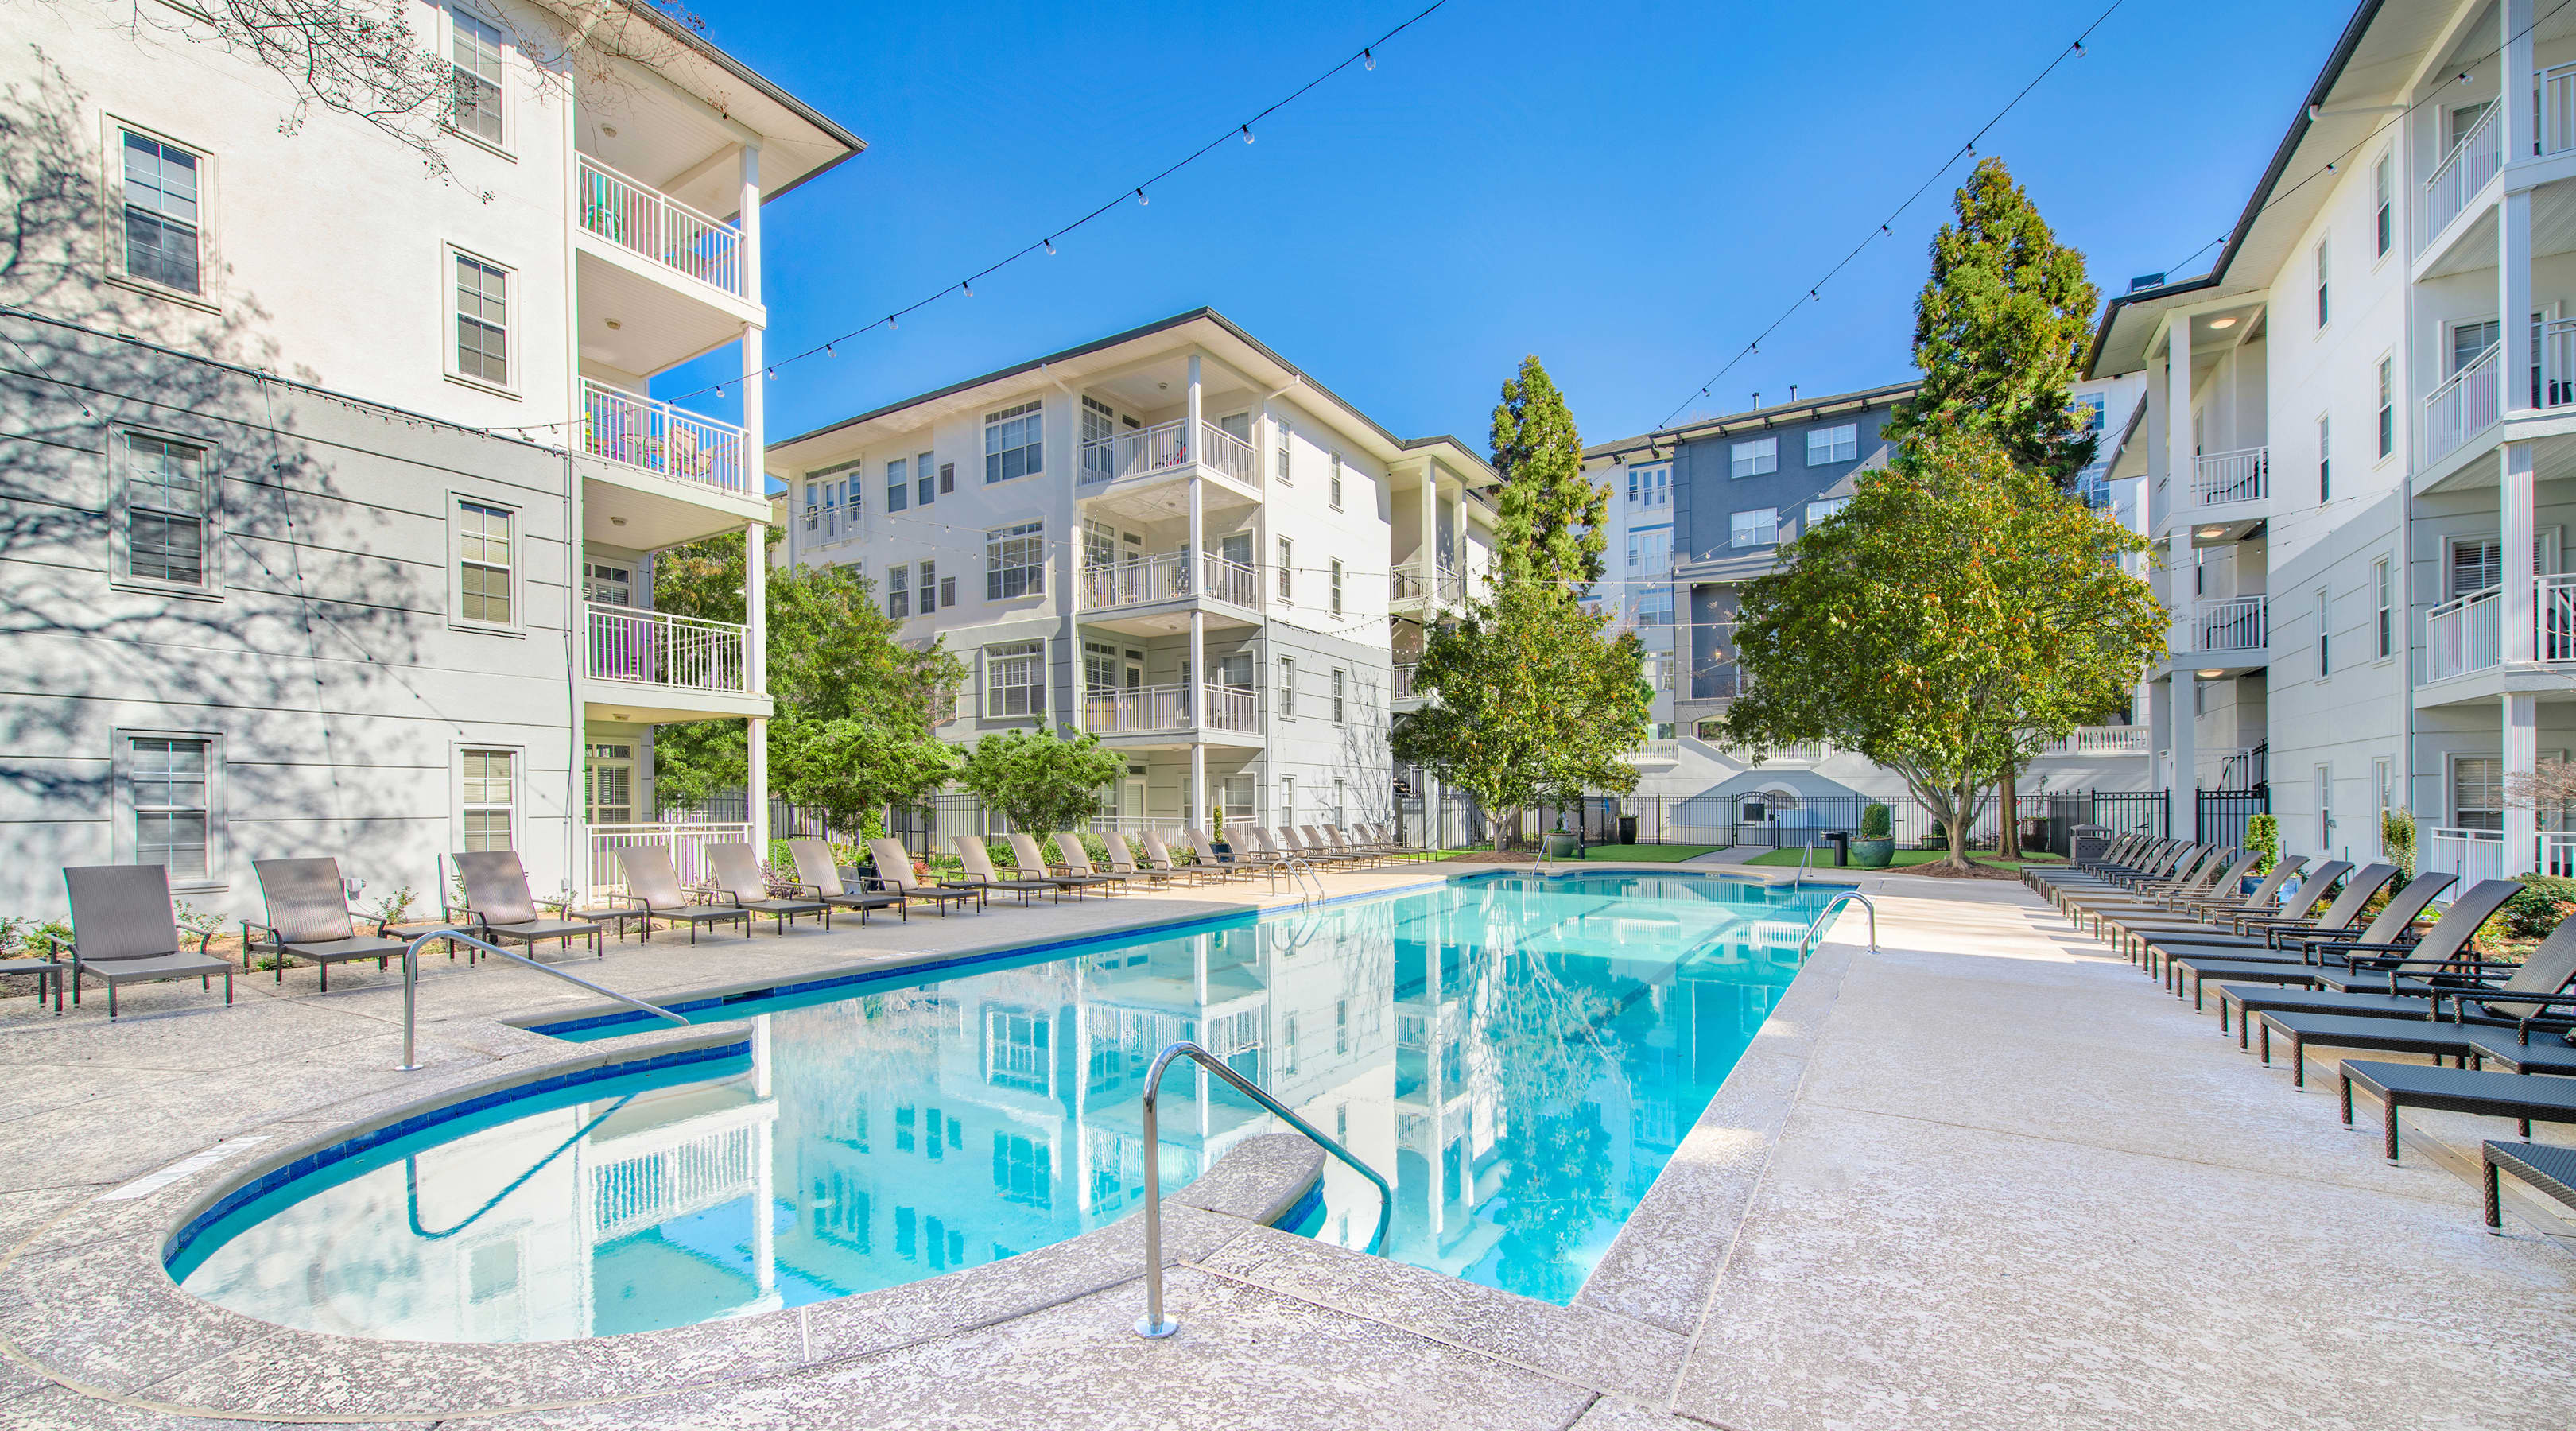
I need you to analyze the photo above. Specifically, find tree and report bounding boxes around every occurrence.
[1721,426,2163,874]
[1880,157,2105,857]
[958,728,1127,836]
[1488,355,1607,587]
[771,716,960,842]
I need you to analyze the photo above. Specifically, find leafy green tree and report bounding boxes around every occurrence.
[958,727,1127,836]
[773,716,961,841]
[1721,426,2163,874]
[1489,355,1607,587]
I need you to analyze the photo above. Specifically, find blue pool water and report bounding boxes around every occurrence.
[170,871,1837,1341]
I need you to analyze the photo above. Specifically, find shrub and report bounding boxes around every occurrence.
[2381,809,2415,880]
[2504,873,2576,940]
[2244,814,2279,875]
[1859,803,1891,840]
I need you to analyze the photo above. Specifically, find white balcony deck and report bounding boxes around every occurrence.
[2419,102,2503,253]
[586,820,751,894]
[1079,553,1261,613]
[1081,682,1261,741]
[582,602,766,722]
[2423,344,2502,466]
[2035,726,2151,758]
[1077,419,1261,504]
[578,155,747,300]
[582,380,750,497]
[2186,596,2267,656]
[2190,447,2268,509]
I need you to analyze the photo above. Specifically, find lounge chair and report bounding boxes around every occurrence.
[1185,828,1252,880]
[1139,832,1212,885]
[60,864,234,1018]
[2244,918,2576,1083]
[2088,855,2316,960]
[611,846,754,942]
[784,839,907,923]
[1008,833,1112,896]
[2339,1058,2576,1163]
[2136,862,2388,982]
[449,851,607,959]
[953,836,1061,906]
[707,843,832,932]
[1319,826,1385,867]
[2483,1139,2576,1231]
[1222,827,1288,872]
[2173,871,2458,1009]
[245,857,409,991]
[1103,832,1176,886]
[865,839,982,915]
[1054,833,1150,893]
[0,939,62,1011]
[2204,881,2576,1045]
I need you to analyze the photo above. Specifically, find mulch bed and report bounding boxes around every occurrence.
[1899,860,2025,881]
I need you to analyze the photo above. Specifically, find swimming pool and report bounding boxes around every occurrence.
[169,870,1840,1341]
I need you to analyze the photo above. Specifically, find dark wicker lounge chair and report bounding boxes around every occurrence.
[448,851,606,959]
[2213,913,2576,1046]
[2483,1140,2576,1231]
[246,857,408,991]
[2170,873,2477,1003]
[61,864,233,1018]
[2339,1058,2576,1162]
[611,846,753,942]
[707,843,831,932]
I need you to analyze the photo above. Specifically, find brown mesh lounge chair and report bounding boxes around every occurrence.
[953,836,1061,906]
[246,858,409,991]
[1103,832,1174,886]
[707,843,831,932]
[1185,829,1252,880]
[1008,833,1111,896]
[61,864,233,1018]
[1139,832,1212,885]
[611,846,753,942]
[449,851,606,960]
[785,839,906,922]
[867,839,981,914]
[1054,833,1149,892]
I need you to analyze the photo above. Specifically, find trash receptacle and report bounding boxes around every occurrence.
[2071,824,2112,867]
[1618,814,1639,846]
[1823,831,1851,867]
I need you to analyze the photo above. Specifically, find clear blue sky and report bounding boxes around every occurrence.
[664,0,2355,455]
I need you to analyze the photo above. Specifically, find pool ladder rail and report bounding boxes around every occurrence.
[1133,1040,1391,1339]
[1794,890,1878,960]
[1267,854,1326,905]
[394,928,687,1071]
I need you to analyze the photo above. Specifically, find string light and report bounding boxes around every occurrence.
[1044,238,1057,255]
[962,281,974,297]
[1657,0,2125,429]
[1135,187,1149,205]
[1242,125,1255,143]
[1363,48,1375,69]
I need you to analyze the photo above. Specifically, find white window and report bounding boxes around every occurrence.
[460,748,515,851]
[1329,454,1344,510]
[919,560,937,614]
[2451,537,2503,598]
[2317,413,2331,502]
[1636,585,1674,625]
[1277,537,1294,600]
[448,8,506,146]
[1802,498,1849,530]
[2454,755,2503,832]
[1627,463,1670,507]
[984,640,1044,717]
[1275,421,1292,485]
[456,498,514,624]
[1329,559,1344,616]
[2314,586,2331,677]
[1332,669,1346,723]
[119,130,202,295]
[984,400,1042,483]
[918,449,938,506]
[2452,318,2500,375]
[2374,757,2396,835]
[2372,151,2394,257]
[985,520,1044,599]
[2314,237,2330,328]
[1730,507,1778,549]
[584,741,633,826]
[2318,763,2337,850]
[886,564,910,619]
[451,250,510,386]
[1277,657,1295,717]
[1080,397,1118,481]
[1333,778,1347,824]
[127,734,213,880]
[1730,437,1777,479]
[1805,424,1857,465]
[885,456,909,514]
[2077,394,2107,432]
[118,430,211,588]
[2376,356,2394,458]
[1280,774,1298,828]
[2373,557,2393,659]
[1082,640,1116,694]
[1627,525,1672,573]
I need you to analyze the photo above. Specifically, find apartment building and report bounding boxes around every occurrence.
[767,309,1498,847]
[0,0,859,913]
[1575,377,2155,843]
[2086,0,2576,882]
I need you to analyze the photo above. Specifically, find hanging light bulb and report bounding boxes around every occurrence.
[766,367,777,380]
[1241,124,1254,143]
[714,384,726,398]
[963,281,974,297]
[1881,223,1892,235]
[1135,187,1149,205]
[1044,238,1057,255]
[2072,40,2085,56]
[824,342,836,356]
[886,316,898,331]
[1362,48,1375,70]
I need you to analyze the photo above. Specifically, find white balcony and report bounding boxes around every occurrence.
[2419,100,2503,250]
[2545,62,2576,159]
[586,820,751,894]
[1082,683,1260,738]
[2543,317,2576,409]
[1079,552,1260,613]
[2423,825,2505,886]
[1077,418,1260,494]
[2424,343,2502,465]
[1721,739,1829,764]
[2191,448,2268,508]
[2035,726,2152,758]
[578,155,747,299]
[1392,663,1421,701]
[2426,584,2502,681]
[1618,739,1681,766]
[586,602,749,692]
[2186,596,2266,654]
[2543,830,2576,878]
[582,380,750,497]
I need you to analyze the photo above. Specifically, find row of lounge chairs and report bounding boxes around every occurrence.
[2031,833,2576,1231]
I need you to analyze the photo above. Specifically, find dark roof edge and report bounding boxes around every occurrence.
[630,3,867,204]
[2081,0,2386,375]
[771,306,1498,479]
[1582,378,1922,462]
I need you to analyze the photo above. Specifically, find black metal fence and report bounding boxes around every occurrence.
[2196,789,2271,848]
[1574,789,2169,855]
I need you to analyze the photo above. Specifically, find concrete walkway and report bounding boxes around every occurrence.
[2,867,2570,1428]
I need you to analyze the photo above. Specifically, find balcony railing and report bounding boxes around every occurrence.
[1391,569,1424,603]
[1082,683,1259,736]
[2188,596,2266,653]
[2424,825,2506,886]
[1077,552,1260,611]
[2426,343,2503,465]
[2421,100,2504,249]
[2542,317,2576,409]
[2543,574,2576,661]
[578,155,746,298]
[2191,447,2268,507]
[1721,739,1829,764]
[1077,418,1260,489]
[1618,740,1681,764]
[2545,63,2576,158]
[587,821,750,894]
[2544,830,2576,878]
[2035,726,2152,758]
[2426,584,2502,681]
[582,380,749,495]
[1392,663,1420,700]
[586,602,749,692]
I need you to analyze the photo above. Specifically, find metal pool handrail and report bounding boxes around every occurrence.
[1796,890,1878,959]
[1134,1040,1391,1339]
[396,927,687,1072]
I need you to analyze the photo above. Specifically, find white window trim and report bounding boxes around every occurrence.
[2371,149,2396,263]
[438,4,516,159]
[443,243,520,398]
[2313,236,2330,334]
[107,423,222,600]
[100,115,218,312]
[1804,424,1858,466]
[453,743,523,858]
[449,492,524,635]
[2374,352,2396,463]
[2371,555,2396,665]
[112,727,226,890]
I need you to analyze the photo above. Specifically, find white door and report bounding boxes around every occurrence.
[1123,778,1146,821]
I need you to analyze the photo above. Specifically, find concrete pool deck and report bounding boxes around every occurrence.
[0,864,2570,1428]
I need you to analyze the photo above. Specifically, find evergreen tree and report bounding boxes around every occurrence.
[1880,157,2103,488]
[1488,356,1606,587]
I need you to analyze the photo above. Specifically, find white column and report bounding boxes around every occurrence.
[2503,188,2533,417]
[738,142,769,855]
[2506,440,2536,662]
[2171,674,2198,840]
[1419,468,1437,599]
[1187,354,1206,828]
[2164,321,2197,840]
[747,520,768,851]
[750,1014,774,1297]
[2508,0,2537,170]
[738,143,762,307]
[2507,692,2539,874]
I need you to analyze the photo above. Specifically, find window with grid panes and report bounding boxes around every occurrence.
[1332,669,1345,722]
[120,132,201,293]
[984,401,1042,483]
[885,457,908,513]
[460,749,514,850]
[984,640,1043,717]
[2454,756,2504,832]
[448,9,506,144]
[918,560,937,614]
[917,450,937,505]
[453,254,508,384]
[129,735,210,878]
[456,500,512,622]
[886,564,910,619]
[1805,424,1856,464]
[120,431,209,585]
[985,521,1044,599]
[1729,437,1776,478]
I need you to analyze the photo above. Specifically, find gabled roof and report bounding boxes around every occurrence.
[1583,380,1922,465]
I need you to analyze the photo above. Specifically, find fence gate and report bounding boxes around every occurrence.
[2197,789,2270,849]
